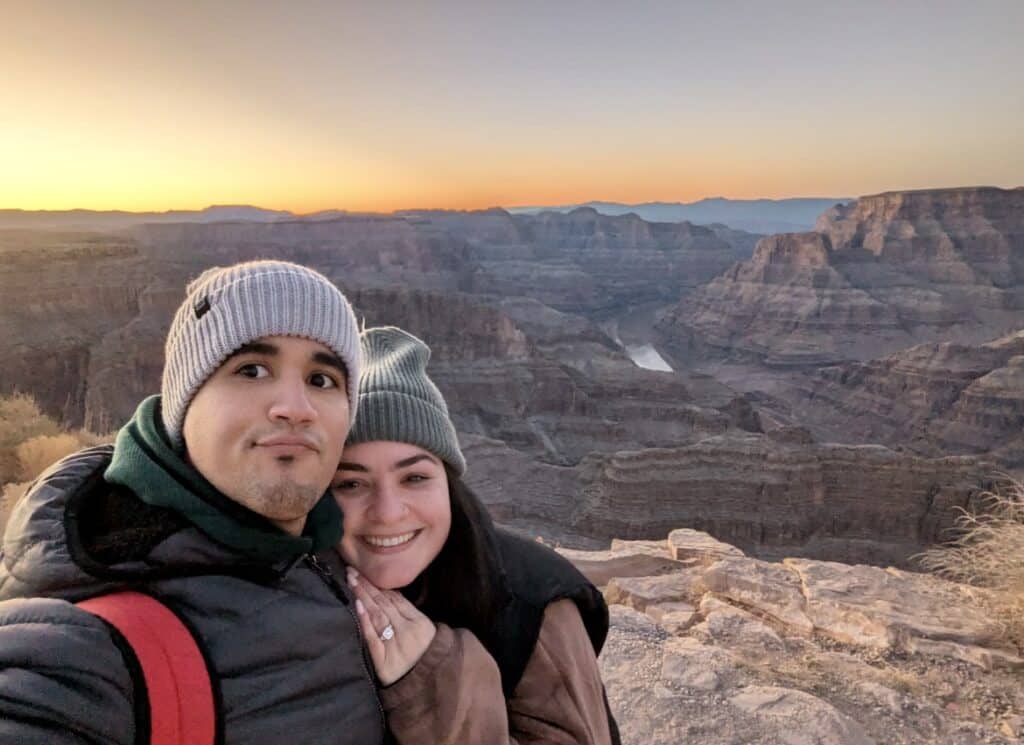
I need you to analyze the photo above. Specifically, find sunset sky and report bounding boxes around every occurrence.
[2,1,1021,213]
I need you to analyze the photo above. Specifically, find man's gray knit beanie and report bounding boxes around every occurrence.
[161,260,361,449]
[347,326,466,475]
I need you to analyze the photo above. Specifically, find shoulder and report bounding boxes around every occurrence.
[492,529,609,659]
[507,600,615,743]
[1,445,113,599]
[0,596,136,743]
[494,529,591,589]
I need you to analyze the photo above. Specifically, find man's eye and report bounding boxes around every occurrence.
[309,372,338,389]
[237,363,270,378]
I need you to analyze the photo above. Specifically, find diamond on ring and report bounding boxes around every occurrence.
[380,624,395,642]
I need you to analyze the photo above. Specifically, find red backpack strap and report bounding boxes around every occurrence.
[77,591,216,745]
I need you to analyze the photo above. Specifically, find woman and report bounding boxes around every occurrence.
[333,326,620,744]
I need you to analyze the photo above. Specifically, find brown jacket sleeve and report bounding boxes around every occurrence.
[382,598,612,744]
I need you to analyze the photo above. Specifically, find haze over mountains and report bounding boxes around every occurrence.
[2,185,1022,567]
[0,195,848,235]
[509,197,850,234]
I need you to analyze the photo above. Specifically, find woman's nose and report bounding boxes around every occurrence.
[370,484,407,522]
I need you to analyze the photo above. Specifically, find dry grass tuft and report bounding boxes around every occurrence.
[0,393,115,537]
[15,433,87,482]
[918,479,1024,649]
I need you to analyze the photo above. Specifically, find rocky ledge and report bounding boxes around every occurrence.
[562,530,1024,744]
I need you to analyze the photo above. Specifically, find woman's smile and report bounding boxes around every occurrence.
[360,530,421,551]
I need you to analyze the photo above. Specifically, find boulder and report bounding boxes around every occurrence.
[729,686,876,745]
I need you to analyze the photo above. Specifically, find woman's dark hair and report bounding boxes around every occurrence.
[403,464,507,634]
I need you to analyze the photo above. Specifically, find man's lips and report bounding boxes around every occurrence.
[254,436,319,453]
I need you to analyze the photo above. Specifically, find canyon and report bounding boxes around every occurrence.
[2,186,1023,566]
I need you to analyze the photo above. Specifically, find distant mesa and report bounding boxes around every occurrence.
[657,185,1024,368]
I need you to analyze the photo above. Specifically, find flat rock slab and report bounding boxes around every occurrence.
[604,569,707,611]
[785,558,1023,668]
[703,556,815,634]
[668,528,746,564]
[696,595,785,650]
[558,543,683,586]
[729,686,876,745]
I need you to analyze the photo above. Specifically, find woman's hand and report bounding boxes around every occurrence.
[346,566,437,686]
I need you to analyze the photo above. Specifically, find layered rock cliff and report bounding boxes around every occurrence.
[465,431,992,566]
[658,187,1024,367]
[407,206,752,316]
[752,330,1024,468]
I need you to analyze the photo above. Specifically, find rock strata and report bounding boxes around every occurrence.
[659,187,1024,367]
[754,329,1024,468]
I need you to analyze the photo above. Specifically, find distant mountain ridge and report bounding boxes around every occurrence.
[509,197,850,234]
[2,197,848,234]
[0,205,295,231]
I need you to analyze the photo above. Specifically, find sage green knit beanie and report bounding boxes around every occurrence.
[347,326,466,475]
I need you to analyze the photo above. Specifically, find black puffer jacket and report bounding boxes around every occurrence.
[0,446,386,744]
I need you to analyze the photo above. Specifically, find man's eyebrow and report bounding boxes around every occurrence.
[313,350,348,377]
[227,341,278,360]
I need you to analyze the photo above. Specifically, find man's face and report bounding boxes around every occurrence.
[182,335,350,534]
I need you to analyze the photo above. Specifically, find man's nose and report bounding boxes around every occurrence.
[268,377,317,424]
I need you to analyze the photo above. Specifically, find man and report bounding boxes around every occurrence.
[0,260,386,743]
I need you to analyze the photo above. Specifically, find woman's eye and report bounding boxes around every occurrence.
[404,473,428,484]
[237,363,270,378]
[309,372,338,389]
[331,478,362,492]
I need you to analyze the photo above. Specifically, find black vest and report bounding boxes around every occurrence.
[484,529,622,743]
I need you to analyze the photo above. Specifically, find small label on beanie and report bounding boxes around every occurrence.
[194,296,211,319]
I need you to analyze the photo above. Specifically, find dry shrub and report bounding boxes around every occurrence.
[0,393,62,483]
[0,393,62,446]
[918,478,1024,648]
[15,433,85,482]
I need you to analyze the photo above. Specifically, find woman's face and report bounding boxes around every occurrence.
[332,441,452,590]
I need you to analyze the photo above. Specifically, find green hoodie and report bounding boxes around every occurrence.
[104,395,342,564]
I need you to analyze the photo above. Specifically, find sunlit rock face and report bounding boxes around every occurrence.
[591,532,1024,744]
[657,186,1024,367]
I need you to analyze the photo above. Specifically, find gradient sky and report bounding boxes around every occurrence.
[2,0,1022,212]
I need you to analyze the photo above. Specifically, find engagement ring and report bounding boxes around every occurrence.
[380,624,395,642]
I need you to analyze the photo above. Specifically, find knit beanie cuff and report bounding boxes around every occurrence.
[347,390,466,475]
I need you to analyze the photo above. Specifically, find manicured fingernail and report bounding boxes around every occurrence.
[356,598,365,614]
[347,570,358,587]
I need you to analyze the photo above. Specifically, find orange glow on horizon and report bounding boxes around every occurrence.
[2,4,1020,215]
